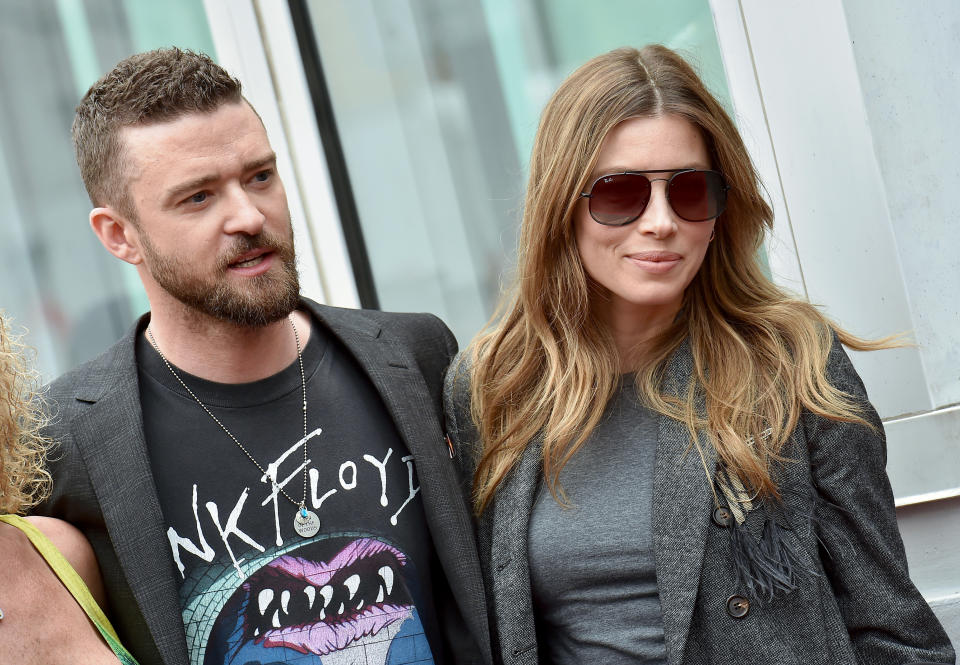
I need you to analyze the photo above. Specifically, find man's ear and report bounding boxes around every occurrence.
[90,207,143,265]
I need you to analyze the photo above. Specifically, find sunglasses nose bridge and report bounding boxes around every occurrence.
[643,177,674,212]
[646,176,672,201]
[635,180,679,234]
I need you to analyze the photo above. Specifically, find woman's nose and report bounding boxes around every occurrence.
[635,180,677,237]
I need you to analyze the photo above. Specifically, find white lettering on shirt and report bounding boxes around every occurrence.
[363,448,394,507]
[206,488,265,580]
[168,484,216,577]
[390,455,420,525]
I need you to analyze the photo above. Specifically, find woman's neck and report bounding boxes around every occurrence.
[597,299,681,371]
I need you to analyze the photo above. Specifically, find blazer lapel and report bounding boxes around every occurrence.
[71,331,189,665]
[487,439,542,662]
[652,342,716,665]
[310,304,492,661]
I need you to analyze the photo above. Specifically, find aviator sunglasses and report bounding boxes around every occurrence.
[580,169,730,225]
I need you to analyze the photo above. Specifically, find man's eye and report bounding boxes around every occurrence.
[253,170,272,183]
[189,192,207,204]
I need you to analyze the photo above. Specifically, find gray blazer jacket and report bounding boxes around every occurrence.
[36,299,493,665]
[443,338,954,665]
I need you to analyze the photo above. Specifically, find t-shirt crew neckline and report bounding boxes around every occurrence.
[136,317,327,409]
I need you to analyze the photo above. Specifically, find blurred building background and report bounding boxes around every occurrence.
[0,0,956,642]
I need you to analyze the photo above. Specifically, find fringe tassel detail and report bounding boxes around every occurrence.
[723,492,860,603]
[728,515,806,602]
[719,475,837,602]
[716,462,863,603]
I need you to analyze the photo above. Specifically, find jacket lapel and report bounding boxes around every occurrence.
[71,328,189,665]
[653,415,715,665]
[653,342,716,665]
[487,439,542,663]
[310,303,492,662]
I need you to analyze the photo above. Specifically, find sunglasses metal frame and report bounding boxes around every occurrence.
[579,168,730,225]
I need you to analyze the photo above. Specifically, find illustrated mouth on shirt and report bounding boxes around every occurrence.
[242,537,413,655]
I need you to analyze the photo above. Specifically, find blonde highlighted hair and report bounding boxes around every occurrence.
[0,314,52,514]
[468,45,890,514]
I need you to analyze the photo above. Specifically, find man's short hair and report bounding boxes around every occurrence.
[72,47,243,220]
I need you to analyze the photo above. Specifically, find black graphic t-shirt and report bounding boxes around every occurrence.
[137,318,440,665]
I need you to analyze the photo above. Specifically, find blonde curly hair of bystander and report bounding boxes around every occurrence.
[0,313,52,515]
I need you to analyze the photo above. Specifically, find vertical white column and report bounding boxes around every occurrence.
[202,0,359,307]
[710,0,929,418]
[709,0,805,298]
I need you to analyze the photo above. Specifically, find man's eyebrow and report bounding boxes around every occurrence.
[164,174,220,206]
[244,153,277,173]
[162,153,277,206]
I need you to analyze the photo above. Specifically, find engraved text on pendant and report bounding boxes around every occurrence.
[294,509,320,537]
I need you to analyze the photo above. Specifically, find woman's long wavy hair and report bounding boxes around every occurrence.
[468,45,889,514]
[0,314,52,514]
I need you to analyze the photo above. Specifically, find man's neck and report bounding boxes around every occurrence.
[145,306,313,384]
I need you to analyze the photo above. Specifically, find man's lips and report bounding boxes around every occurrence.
[228,248,274,274]
[626,250,682,274]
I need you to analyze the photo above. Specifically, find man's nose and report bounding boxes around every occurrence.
[223,186,266,236]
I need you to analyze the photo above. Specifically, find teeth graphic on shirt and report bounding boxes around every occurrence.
[240,537,414,656]
[258,589,273,615]
[344,574,360,599]
[379,565,394,595]
[320,584,333,607]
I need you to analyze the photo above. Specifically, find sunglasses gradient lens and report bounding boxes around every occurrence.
[589,173,652,225]
[668,170,726,222]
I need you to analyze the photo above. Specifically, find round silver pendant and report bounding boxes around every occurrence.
[293,508,320,538]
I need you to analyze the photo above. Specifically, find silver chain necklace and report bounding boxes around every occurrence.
[146,315,320,538]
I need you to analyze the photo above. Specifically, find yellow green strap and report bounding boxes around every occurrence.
[0,514,139,664]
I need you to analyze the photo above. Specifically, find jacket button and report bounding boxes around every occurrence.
[726,595,750,618]
[712,506,732,527]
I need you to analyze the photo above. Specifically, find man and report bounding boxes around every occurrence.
[37,48,491,665]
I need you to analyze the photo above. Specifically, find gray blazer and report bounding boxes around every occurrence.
[443,338,955,665]
[36,299,493,665]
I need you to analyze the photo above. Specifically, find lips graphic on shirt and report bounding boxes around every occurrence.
[242,537,412,655]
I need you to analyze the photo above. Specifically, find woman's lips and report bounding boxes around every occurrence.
[626,251,682,274]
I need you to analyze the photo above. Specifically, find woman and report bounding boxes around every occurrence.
[0,313,138,664]
[444,46,954,664]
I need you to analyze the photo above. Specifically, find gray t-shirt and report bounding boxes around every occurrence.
[528,378,667,664]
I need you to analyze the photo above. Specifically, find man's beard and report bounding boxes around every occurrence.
[139,228,301,327]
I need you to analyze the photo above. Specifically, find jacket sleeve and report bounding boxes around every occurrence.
[804,337,955,664]
[442,350,481,511]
